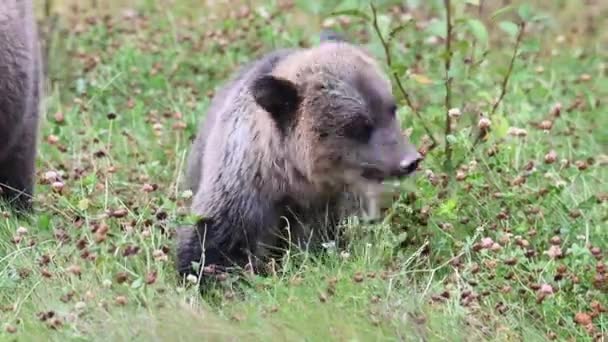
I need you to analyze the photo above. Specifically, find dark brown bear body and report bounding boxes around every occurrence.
[177,34,421,278]
[0,0,43,211]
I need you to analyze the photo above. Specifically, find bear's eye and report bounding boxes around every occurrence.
[343,118,374,143]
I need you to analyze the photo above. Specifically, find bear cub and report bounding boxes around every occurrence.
[177,31,421,279]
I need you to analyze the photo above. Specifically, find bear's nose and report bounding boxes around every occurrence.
[398,153,422,176]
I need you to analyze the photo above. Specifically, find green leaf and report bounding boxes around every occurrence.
[466,0,480,6]
[131,277,143,289]
[492,114,509,139]
[454,18,468,26]
[425,19,447,39]
[454,40,471,54]
[531,13,550,23]
[376,14,392,39]
[491,5,514,19]
[367,0,398,8]
[498,21,519,38]
[295,0,323,15]
[37,214,52,231]
[333,0,365,12]
[450,63,466,79]
[83,173,97,189]
[521,37,540,53]
[406,0,421,9]
[397,232,408,244]
[388,22,414,41]
[329,8,369,21]
[78,198,90,211]
[75,78,87,95]
[514,223,527,234]
[467,19,488,47]
[437,197,458,218]
[517,3,534,21]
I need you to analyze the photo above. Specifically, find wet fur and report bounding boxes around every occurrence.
[177,34,413,279]
[0,0,43,211]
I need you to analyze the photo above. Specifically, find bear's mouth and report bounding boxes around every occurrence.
[361,167,388,182]
[361,163,419,183]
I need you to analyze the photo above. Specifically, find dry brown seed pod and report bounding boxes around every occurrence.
[142,183,155,192]
[145,271,157,285]
[111,208,128,218]
[508,127,528,137]
[575,160,589,170]
[115,296,128,306]
[53,111,65,123]
[546,245,563,259]
[353,272,364,283]
[455,170,467,181]
[511,175,525,186]
[115,272,129,284]
[550,103,562,117]
[569,209,582,218]
[40,268,52,278]
[67,265,81,276]
[574,312,592,326]
[537,120,553,130]
[47,135,59,144]
[544,150,557,164]
[16,226,28,236]
[579,74,591,82]
[478,117,491,130]
[448,108,461,118]
[51,181,65,193]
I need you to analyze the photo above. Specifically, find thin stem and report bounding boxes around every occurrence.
[469,0,484,65]
[490,21,526,117]
[455,20,526,170]
[44,0,53,17]
[370,4,437,150]
[471,21,526,150]
[40,0,58,82]
[443,0,454,171]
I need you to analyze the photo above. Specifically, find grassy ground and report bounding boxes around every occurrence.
[1,0,607,340]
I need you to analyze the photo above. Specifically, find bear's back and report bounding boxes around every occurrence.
[184,48,298,195]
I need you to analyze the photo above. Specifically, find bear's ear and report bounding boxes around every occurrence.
[251,75,301,132]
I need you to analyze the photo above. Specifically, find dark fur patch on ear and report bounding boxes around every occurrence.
[251,75,301,133]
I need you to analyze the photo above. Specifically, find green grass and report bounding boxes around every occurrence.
[1,0,607,340]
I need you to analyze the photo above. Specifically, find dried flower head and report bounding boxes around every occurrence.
[508,127,528,137]
[448,108,461,118]
[544,150,557,164]
[478,117,491,130]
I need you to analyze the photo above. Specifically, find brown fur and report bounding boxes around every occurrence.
[177,34,420,280]
[0,0,43,211]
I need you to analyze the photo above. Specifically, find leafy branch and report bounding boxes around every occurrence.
[471,21,526,150]
[336,3,528,173]
[369,4,438,151]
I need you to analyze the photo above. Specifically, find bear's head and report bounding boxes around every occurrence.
[250,41,421,194]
